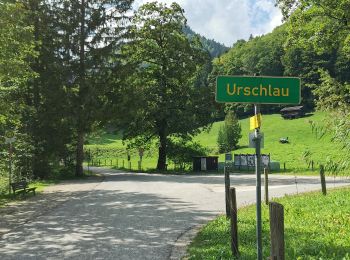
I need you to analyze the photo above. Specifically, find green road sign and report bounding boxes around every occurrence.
[216,76,301,104]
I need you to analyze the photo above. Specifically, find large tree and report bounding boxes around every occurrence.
[21,0,134,177]
[121,2,214,170]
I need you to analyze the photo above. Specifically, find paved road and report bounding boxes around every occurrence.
[0,168,349,260]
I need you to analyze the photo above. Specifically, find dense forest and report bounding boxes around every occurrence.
[0,0,349,183]
[183,26,229,58]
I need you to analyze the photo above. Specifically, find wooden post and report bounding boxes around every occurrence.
[138,161,141,171]
[264,168,269,205]
[229,187,239,257]
[283,162,286,172]
[224,165,230,217]
[311,160,314,171]
[129,161,131,170]
[320,164,327,195]
[269,202,285,260]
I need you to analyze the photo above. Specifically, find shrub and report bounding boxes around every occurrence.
[167,139,207,170]
[217,111,242,153]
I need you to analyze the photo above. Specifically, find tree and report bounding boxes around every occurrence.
[26,0,134,176]
[217,111,242,153]
[121,2,214,170]
[0,2,35,90]
[0,2,36,179]
[276,0,350,171]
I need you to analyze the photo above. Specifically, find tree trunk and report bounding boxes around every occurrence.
[75,131,84,176]
[157,127,167,171]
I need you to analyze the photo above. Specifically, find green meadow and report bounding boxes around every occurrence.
[86,111,345,174]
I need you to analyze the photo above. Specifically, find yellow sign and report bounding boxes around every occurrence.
[250,114,262,130]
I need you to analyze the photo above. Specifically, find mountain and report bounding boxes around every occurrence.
[183,26,229,58]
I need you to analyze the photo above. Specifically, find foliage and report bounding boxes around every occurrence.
[12,0,135,178]
[278,0,350,171]
[0,2,36,90]
[210,25,290,115]
[121,2,215,170]
[0,1,36,180]
[217,111,241,153]
[183,26,229,58]
[188,187,350,259]
[167,138,207,170]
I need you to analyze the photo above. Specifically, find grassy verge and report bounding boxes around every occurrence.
[187,187,350,259]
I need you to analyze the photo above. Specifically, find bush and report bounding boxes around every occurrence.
[167,139,207,170]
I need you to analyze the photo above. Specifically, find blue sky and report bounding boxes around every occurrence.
[133,0,283,46]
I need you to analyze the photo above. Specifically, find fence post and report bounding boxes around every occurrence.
[264,168,269,205]
[138,161,141,171]
[224,165,230,217]
[320,164,327,195]
[269,202,285,260]
[283,162,286,172]
[229,187,239,257]
[129,161,131,170]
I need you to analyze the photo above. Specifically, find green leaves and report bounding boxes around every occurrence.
[217,111,242,153]
[121,2,214,169]
[0,2,36,90]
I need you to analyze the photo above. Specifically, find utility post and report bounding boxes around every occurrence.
[254,104,262,260]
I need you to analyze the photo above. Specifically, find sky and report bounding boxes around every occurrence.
[133,0,283,47]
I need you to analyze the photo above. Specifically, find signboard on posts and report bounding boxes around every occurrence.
[216,76,301,104]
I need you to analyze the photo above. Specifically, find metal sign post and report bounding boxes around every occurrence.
[254,104,262,260]
[215,75,301,260]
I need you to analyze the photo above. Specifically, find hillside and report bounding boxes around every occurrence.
[194,111,345,172]
[86,112,344,174]
[183,26,229,58]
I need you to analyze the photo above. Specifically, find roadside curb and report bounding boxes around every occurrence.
[169,222,207,260]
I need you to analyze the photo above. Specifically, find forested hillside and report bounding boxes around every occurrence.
[210,13,349,115]
[183,26,229,58]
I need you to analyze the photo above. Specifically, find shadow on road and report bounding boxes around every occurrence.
[0,188,215,260]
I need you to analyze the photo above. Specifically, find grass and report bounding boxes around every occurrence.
[86,111,346,174]
[194,111,344,174]
[187,187,350,259]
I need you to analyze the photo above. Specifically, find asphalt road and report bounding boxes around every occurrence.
[0,167,349,260]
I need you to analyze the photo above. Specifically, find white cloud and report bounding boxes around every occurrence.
[133,0,283,46]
